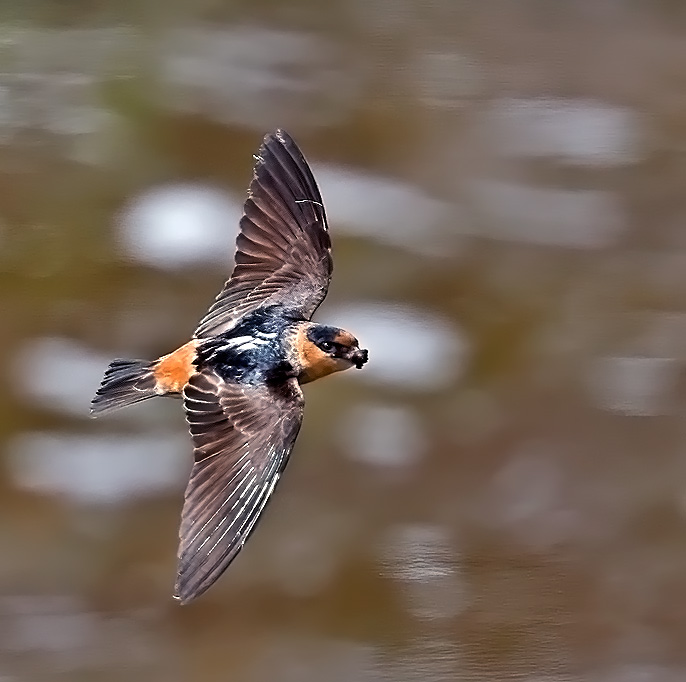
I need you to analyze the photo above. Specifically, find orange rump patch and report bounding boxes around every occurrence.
[154,340,198,393]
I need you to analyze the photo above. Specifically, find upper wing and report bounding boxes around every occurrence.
[194,130,333,339]
[175,369,304,604]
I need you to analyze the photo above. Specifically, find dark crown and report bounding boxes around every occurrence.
[306,325,342,346]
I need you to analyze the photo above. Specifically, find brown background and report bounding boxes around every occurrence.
[2,1,686,680]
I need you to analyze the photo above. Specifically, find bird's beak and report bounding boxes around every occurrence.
[349,348,368,369]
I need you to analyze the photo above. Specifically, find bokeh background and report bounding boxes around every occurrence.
[3,1,686,680]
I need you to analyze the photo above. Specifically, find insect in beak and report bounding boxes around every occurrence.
[349,348,368,369]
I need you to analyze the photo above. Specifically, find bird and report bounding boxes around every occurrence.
[90,130,368,604]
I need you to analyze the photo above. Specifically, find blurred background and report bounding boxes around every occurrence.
[2,1,686,680]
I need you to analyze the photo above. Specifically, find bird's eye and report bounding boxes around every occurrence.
[319,341,334,352]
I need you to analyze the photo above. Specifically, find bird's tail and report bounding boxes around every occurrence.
[90,358,158,417]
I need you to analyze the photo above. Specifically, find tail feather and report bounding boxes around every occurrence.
[91,358,158,417]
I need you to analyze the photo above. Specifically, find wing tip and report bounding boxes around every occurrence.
[174,569,217,605]
[252,129,323,213]
[171,592,186,605]
[257,129,301,165]
[173,576,201,606]
[265,128,292,146]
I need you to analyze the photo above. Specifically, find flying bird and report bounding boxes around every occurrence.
[91,130,368,604]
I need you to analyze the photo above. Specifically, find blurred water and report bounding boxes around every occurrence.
[3,2,686,681]
[118,184,241,269]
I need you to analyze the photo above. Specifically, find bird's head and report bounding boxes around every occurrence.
[308,324,368,368]
[297,323,368,383]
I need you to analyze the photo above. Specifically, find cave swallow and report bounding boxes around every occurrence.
[91,130,368,604]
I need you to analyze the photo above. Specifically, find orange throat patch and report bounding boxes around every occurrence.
[153,340,198,394]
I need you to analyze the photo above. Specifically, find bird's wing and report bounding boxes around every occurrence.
[175,369,304,604]
[194,130,332,338]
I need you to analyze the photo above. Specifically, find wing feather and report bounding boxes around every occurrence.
[193,130,332,338]
[175,370,304,604]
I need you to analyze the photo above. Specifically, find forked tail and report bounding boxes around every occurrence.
[90,359,158,416]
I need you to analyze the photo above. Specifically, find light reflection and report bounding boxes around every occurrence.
[336,402,427,468]
[3,594,100,655]
[587,355,679,417]
[11,337,114,417]
[162,27,359,130]
[315,165,454,255]
[0,595,171,678]
[117,183,241,269]
[321,302,468,391]
[6,432,189,504]
[382,639,463,682]
[598,664,686,682]
[379,524,468,620]
[413,50,483,109]
[483,98,645,166]
[244,635,380,682]
[264,512,353,598]
[478,443,585,551]
[468,180,624,248]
